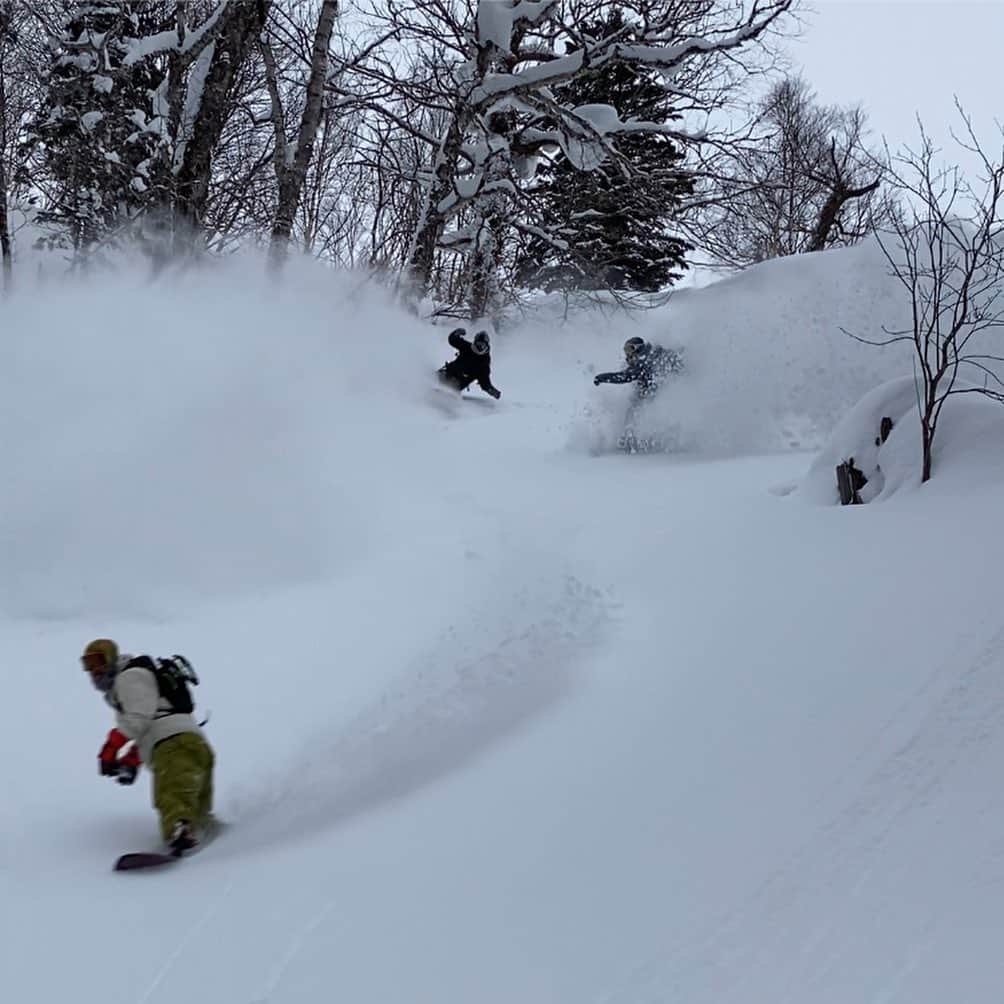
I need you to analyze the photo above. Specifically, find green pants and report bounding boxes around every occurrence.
[151,732,215,842]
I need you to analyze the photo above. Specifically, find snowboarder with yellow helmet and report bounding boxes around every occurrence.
[81,638,215,857]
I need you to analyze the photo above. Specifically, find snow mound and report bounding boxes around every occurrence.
[796,376,1004,503]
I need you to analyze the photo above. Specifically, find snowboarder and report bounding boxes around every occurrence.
[438,328,502,399]
[593,336,683,396]
[593,337,684,452]
[81,638,215,856]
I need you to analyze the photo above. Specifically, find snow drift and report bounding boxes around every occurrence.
[795,375,1004,504]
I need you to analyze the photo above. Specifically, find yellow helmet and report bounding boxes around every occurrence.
[81,638,119,671]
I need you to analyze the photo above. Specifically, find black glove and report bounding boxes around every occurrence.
[593,375,602,386]
[116,764,139,786]
[99,758,119,777]
[489,387,501,400]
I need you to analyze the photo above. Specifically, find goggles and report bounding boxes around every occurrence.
[81,651,109,672]
[81,652,116,692]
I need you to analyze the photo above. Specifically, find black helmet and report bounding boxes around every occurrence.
[472,331,490,355]
[623,337,647,359]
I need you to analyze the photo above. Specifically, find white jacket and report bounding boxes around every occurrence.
[108,655,206,764]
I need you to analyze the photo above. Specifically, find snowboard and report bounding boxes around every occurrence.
[113,818,228,872]
[114,851,179,871]
[427,384,463,416]
[586,432,673,456]
[427,384,499,417]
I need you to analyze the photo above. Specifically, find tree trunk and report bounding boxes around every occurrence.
[267,0,339,271]
[403,42,495,307]
[404,110,466,303]
[465,221,496,321]
[0,67,10,295]
[807,178,880,252]
[0,161,10,295]
[921,416,934,483]
[173,0,272,252]
[465,157,510,321]
[920,385,938,483]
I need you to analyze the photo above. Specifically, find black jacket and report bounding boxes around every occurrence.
[440,331,500,397]
[594,344,683,397]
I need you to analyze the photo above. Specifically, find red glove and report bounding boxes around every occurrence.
[99,729,141,782]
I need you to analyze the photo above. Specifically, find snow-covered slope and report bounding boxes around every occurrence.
[3,247,1004,1004]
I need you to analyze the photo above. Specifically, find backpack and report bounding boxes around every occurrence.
[124,654,199,714]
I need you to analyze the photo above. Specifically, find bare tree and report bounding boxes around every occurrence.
[805,116,883,252]
[704,76,888,267]
[261,0,339,270]
[846,106,1004,483]
[0,0,13,291]
[343,110,435,271]
[297,106,375,265]
[172,0,273,248]
[0,0,48,290]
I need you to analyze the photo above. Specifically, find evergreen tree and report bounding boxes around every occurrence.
[519,11,693,294]
[32,1,168,252]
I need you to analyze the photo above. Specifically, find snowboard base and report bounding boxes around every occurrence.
[114,851,180,871]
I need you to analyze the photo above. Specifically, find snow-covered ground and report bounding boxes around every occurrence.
[3,244,1004,1003]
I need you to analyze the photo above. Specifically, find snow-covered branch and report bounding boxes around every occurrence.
[123,1,229,69]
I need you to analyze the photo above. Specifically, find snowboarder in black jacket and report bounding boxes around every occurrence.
[438,328,502,399]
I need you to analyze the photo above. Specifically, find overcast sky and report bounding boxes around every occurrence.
[784,0,1002,172]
